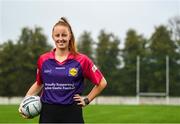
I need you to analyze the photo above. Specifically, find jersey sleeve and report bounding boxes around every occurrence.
[36,57,43,85]
[83,56,103,85]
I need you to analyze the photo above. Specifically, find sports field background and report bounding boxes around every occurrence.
[0,105,180,123]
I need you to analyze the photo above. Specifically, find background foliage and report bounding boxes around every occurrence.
[0,16,180,96]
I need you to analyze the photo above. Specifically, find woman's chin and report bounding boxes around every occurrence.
[56,46,67,50]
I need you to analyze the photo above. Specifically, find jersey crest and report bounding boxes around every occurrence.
[69,68,78,77]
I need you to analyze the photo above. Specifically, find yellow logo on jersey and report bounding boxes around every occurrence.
[69,68,78,77]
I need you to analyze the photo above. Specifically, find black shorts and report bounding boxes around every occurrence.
[39,102,84,123]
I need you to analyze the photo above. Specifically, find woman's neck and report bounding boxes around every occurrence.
[55,48,70,63]
[55,48,69,57]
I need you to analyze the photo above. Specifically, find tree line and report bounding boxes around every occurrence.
[0,16,180,96]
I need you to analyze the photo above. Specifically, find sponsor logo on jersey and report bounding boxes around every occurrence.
[55,67,65,70]
[69,68,78,77]
[92,65,97,72]
[44,69,52,73]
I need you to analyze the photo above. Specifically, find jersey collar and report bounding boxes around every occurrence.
[52,48,75,64]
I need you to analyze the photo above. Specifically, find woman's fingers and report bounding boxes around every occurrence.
[73,94,86,107]
[73,96,81,102]
[18,107,31,119]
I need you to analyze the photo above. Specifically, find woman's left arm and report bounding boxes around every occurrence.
[74,77,107,107]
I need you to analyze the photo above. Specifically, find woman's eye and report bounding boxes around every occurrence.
[62,34,67,37]
[55,34,60,37]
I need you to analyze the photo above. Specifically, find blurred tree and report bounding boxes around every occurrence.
[96,30,121,95]
[168,16,180,53]
[148,25,177,94]
[150,25,176,56]
[122,29,147,95]
[168,15,180,95]
[0,41,17,96]
[168,16,180,96]
[0,27,52,96]
[77,31,94,60]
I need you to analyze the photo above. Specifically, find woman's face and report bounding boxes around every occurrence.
[52,25,71,50]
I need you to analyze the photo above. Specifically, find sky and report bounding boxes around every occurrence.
[0,0,180,47]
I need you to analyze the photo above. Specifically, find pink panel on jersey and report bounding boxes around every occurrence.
[73,53,103,85]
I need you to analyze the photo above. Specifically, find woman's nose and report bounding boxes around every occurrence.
[58,35,63,40]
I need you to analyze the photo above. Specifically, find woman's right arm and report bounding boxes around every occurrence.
[25,81,43,96]
[19,81,43,118]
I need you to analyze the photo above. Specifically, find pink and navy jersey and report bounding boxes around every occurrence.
[36,49,103,104]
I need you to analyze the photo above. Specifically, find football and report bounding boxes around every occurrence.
[20,96,42,118]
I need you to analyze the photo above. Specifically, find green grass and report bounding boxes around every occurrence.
[84,105,180,123]
[0,105,180,123]
[0,105,38,123]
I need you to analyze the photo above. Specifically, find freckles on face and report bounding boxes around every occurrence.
[52,25,71,49]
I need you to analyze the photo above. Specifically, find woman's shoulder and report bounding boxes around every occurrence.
[38,50,54,61]
[75,52,91,61]
[73,52,93,64]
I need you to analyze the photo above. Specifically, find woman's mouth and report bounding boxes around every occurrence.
[56,40,67,46]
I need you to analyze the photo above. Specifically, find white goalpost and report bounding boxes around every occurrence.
[136,56,169,104]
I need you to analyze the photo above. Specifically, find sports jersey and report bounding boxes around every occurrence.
[36,49,103,104]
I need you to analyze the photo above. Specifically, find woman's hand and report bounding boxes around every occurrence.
[73,94,86,107]
[18,106,31,119]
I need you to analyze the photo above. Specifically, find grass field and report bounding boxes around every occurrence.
[0,104,180,123]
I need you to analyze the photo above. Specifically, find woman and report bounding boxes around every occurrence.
[19,17,107,123]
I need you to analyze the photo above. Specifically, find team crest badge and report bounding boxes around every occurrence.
[69,68,78,77]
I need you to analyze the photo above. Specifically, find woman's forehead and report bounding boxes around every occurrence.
[53,25,69,32]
